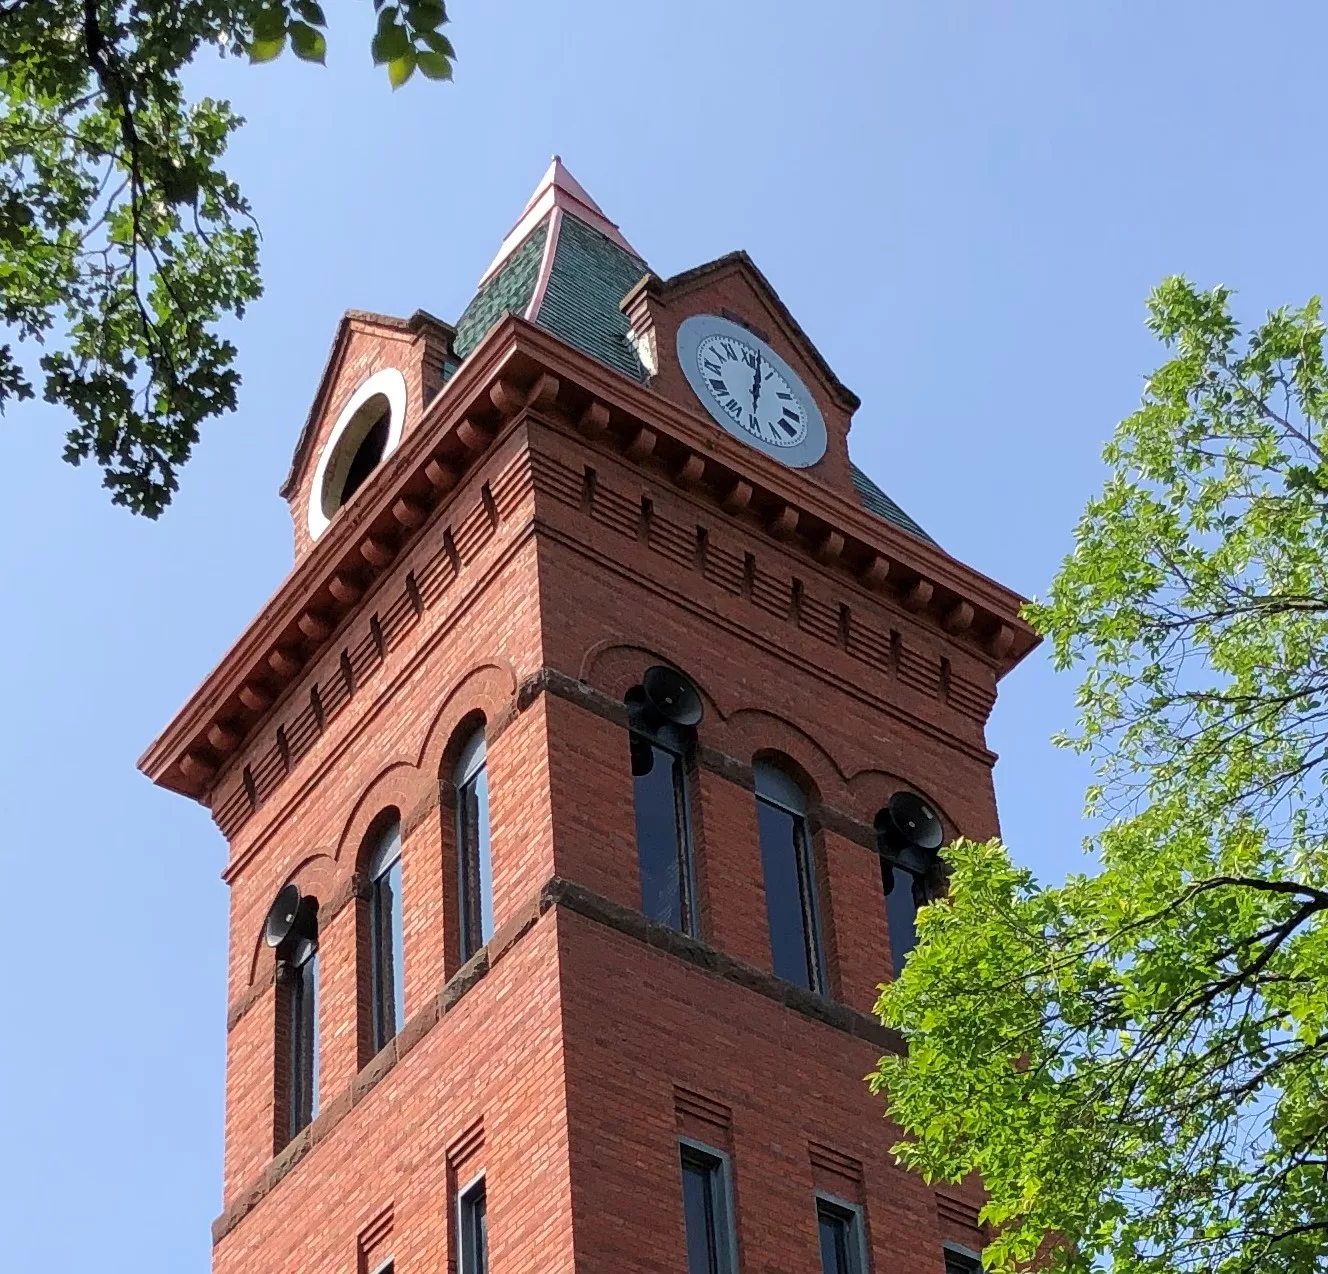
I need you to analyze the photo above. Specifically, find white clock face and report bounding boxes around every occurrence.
[695,333,807,449]
[676,315,828,468]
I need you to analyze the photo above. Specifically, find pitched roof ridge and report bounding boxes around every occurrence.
[478,155,642,287]
[523,206,564,322]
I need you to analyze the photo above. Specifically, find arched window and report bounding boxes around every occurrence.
[367,814,404,1052]
[753,760,825,993]
[627,686,698,934]
[274,893,320,1143]
[455,727,494,962]
[875,796,943,973]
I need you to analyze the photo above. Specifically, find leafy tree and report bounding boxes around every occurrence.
[872,277,1328,1274]
[0,0,453,516]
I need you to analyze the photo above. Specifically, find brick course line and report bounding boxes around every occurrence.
[212,873,902,1245]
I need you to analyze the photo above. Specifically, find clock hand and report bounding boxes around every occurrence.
[752,351,762,415]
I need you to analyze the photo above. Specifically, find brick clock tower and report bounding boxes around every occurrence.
[143,158,1036,1274]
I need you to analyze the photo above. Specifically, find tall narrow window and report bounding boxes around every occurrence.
[680,1143,736,1274]
[627,687,698,933]
[754,760,825,992]
[881,861,928,972]
[817,1198,866,1274]
[286,906,320,1136]
[368,814,405,1052]
[456,728,494,962]
[875,794,944,974]
[459,1177,488,1274]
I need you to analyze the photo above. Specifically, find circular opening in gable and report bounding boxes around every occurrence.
[321,395,390,520]
[307,367,408,541]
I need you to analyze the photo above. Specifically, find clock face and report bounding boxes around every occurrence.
[676,315,828,468]
[695,333,807,449]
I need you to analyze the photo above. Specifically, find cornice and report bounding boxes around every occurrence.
[141,312,1037,806]
[507,320,1034,642]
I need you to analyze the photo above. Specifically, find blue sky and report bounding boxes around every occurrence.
[3,2,1326,1270]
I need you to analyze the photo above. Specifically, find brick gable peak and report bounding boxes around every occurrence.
[280,308,455,503]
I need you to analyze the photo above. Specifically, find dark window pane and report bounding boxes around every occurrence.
[756,797,822,990]
[883,862,921,972]
[289,949,319,1133]
[681,1148,731,1274]
[340,410,389,504]
[370,857,404,1050]
[631,733,693,932]
[818,1203,859,1274]
[461,1182,488,1274]
[944,1251,980,1274]
[458,765,493,960]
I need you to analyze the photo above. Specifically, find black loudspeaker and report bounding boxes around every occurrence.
[264,882,303,949]
[642,665,704,727]
[878,791,945,875]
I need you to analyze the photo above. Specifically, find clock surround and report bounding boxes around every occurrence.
[676,313,829,468]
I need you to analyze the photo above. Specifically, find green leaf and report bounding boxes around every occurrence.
[292,0,327,26]
[288,21,327,63]
[416,51,452,80]
[406,0,447,30]
[376,5,400,33]
[249,34,287,63]
[387,50,416,88]
[419,29,455,57]
[251,5,289,41]
[371,20,410,64]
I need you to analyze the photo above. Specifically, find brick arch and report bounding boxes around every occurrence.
[577,639,723,719]
[415,659,517,780]
[334,761,424,870]
[847,769,962,840]
[719,707,848,805]
[245,850,336,987]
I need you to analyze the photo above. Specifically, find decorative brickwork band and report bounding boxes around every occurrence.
[809,1141,866,1203]
[674,1086,734,1149]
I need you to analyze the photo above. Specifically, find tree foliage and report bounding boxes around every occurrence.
[0,0,453,515]
[872,278,1328,1274]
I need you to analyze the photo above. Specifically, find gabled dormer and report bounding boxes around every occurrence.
[620,252,870,516]
[281,309,455,560]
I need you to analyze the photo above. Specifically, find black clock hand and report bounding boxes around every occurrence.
[751,351,763,415]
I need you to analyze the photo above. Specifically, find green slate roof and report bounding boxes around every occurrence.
[452,219,549,360]
[533,214,649,382]
[850,464,935,544]
[448,196,933,544]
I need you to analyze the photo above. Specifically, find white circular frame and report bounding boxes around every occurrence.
[307,367,408,540]
[676,314,828,468]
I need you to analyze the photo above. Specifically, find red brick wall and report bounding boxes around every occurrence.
[558,910,958,1274]
[208,378,1004,1268]
[214,918,577,1274]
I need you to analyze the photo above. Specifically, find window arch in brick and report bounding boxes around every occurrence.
[753,755,826,993]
